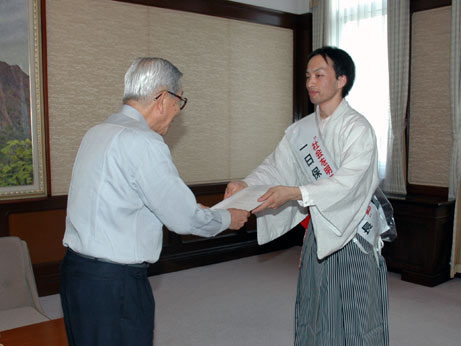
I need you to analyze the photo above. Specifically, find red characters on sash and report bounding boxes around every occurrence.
[312,137,334,178]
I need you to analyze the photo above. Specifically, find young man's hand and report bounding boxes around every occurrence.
[224,180,248,199]
[252,186,301,214]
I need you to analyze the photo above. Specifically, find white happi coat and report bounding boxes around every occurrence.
[244,100,379,259]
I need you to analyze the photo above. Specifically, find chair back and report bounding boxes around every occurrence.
[0,236,44,314]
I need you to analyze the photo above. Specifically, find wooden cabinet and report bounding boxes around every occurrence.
[383,195,455,287]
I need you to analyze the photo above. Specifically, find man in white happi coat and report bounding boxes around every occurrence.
[225,46,389,345]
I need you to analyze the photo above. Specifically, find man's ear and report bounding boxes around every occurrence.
[154,92,166,114]
[337,75,347,89]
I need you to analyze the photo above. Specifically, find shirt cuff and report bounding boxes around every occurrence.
[215,208,231,232]
[298,185,312,207]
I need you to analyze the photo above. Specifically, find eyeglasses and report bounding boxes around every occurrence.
[154,90,188,110]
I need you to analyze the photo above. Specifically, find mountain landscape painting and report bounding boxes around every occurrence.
[0,60,33,187]
[0,0,45,198]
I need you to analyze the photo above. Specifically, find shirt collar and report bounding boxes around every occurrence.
[120,104,151,130]
[118,104,165,141]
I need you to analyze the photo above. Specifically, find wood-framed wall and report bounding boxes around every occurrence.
[0,0,312,296]
[406,0,452,197]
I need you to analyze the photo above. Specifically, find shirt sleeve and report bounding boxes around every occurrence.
[131,136,231,237]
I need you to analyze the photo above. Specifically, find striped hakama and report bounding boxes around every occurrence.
[294,224,389,346]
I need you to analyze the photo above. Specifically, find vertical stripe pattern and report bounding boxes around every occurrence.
[295,224,389,346]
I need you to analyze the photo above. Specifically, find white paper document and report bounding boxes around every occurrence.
[211,185,274,211]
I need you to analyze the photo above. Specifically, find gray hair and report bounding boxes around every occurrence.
[122,57,183,104]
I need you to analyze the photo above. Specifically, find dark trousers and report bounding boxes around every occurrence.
[60,249,155,346]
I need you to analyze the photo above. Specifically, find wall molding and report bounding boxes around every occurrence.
[112,0,300,28]
[410,0,451,13]
[113,0,313,121]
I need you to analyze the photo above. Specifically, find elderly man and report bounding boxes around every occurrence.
[61,57,249,346]
[225,47,389,345]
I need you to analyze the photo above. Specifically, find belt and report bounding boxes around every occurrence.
[68,248,150,268]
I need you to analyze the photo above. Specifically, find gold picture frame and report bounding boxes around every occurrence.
[0,0,47,200]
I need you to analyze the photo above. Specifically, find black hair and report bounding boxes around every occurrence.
[307,46,355,97]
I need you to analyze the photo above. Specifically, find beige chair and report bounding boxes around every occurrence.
[0,236,49,331]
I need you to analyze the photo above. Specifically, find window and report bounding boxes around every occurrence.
[328,0,389,179]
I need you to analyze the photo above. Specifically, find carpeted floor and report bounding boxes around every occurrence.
[40,246,461,346]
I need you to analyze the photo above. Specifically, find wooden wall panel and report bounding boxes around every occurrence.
[9,210,66,264]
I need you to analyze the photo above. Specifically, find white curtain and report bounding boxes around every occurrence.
[450,0,461,277]
[312,0,329,50]
[314,0,389,180]
[382,0,409,195]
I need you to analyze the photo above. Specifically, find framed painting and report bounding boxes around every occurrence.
[0,0,47,200]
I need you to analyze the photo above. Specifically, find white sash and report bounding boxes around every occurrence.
[286,114,388,255]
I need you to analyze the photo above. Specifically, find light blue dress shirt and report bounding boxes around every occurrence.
[63,105,231,264]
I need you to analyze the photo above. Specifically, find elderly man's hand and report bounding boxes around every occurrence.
[252,186,301,214]
[228,208,250,230]
[224,180,248,199]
